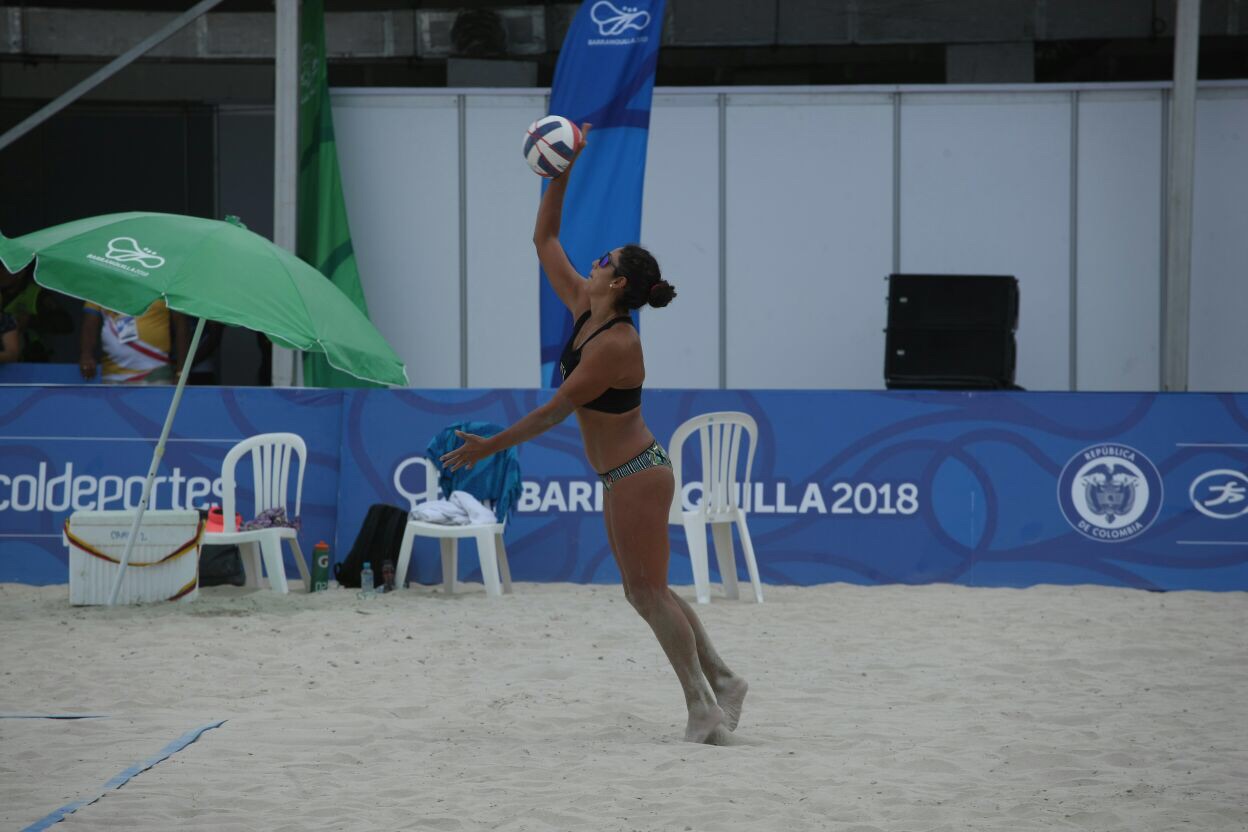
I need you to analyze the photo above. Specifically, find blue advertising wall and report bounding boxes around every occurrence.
[3,385,1247,591]
[0,386,344,585]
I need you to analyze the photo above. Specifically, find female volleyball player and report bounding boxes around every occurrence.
[441,124,747,744]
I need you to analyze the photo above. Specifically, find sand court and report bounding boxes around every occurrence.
[2,581,1246,831]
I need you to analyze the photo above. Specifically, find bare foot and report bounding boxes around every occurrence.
[684,702,726,744]
[715,675,749,731]
[703,724,737,746]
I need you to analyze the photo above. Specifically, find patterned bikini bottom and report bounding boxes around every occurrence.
[598,440,672,492]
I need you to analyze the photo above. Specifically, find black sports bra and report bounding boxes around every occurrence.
[559,311,642,414]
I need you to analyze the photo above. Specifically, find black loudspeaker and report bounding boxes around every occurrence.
[884,329,1016,389]
[886,274,1019,330]
[884,274,1020,390]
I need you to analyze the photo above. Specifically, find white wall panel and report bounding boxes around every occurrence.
[900,92,1072,390]
[331,92,461,387]
[1075,90,1163,391]
[725,93,894,389]
[640,93,721,389]
[1188,89,1248,392]
[465,94,547,388]
[327,83,1247,393]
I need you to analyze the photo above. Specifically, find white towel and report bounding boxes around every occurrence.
[409,492,497,526]
[450,491,497,525]
[410,499,470,525]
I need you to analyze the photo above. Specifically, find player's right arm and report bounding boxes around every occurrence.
[533,123,591,314]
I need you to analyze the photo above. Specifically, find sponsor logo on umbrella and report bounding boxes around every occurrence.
[86,237,166,276]
[106,237,165,268]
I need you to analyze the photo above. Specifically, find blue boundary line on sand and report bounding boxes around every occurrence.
[0,714,109,720]
[21,720,226,831]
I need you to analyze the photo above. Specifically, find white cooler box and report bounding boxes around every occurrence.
[64,510,203,605]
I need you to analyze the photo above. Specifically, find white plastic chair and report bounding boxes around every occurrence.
[392,456,513,598]
[201,432,310,594]
[669,412,763,604]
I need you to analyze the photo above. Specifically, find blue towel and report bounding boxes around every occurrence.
[425,421,523,523]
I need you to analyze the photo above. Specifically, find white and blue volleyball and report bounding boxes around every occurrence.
[523,115,581,178]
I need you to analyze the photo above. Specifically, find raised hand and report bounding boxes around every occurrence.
[440,430,494,472]
[558,123,593,177]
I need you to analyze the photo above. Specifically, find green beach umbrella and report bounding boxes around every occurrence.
[0,211,406,387]
[0,211,409,604]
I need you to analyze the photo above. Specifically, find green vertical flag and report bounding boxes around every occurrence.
[297,0,382,387]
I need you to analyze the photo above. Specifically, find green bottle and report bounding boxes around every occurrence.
[311,541,330,592]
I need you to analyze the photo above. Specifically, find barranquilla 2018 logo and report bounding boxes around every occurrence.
[587,1,652,45]
[1058,443,1163,542]
[85,236,166,277]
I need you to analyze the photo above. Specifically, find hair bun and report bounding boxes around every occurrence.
[647,279,677,309]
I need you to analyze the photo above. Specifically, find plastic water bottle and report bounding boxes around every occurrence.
[359,562,375,598]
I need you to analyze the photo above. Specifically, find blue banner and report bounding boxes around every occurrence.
[0,386,343,584]
[539,0,666,386]
[4,385,1248,592]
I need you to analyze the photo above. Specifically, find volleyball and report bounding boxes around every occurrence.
[522,115,582,178]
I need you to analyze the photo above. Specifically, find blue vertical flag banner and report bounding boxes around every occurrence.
[539,0,667,386]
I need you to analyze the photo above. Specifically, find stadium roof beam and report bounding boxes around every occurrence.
[0,0,227,152]
[3,2,1246,63]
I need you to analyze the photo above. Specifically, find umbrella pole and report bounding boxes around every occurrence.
[106,317,207,606]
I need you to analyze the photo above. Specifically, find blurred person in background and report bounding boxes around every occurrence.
[79,298,191,384]
[1,265,74,362]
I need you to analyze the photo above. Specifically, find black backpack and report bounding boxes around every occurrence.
[334,503,409,588]
[199,543,246,587]
[196,508,245,587]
